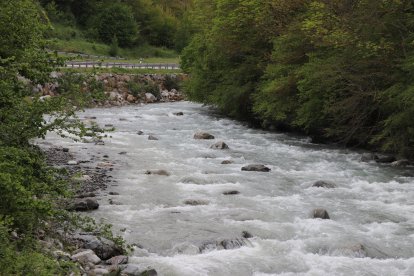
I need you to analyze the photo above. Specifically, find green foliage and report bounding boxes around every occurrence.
[163,75,180,91]
[40,0,192,52]
[183,0,414,157]
[109,35,119,57]
[94,3,139,47]
[0,220,73,276]
[0,147,68,233]
[61,213,132,253]
[0,1,122,275]
[128,79,160,98]
[182,0,275,119]
[55,72,107,107]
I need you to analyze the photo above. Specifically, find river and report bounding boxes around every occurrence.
[40,102,414,275]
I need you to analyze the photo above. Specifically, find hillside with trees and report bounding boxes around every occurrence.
[181,0,414,158]
[41,0,194,57]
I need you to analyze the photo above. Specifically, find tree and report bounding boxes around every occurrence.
[94,3,139,47]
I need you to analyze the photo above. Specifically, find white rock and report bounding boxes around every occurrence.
[109,91,121,101]
[39,95,52,102]
[90,268,109,275]
[145,93,157,103]
[71,249,101,265]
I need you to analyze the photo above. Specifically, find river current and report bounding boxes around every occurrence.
[41,102,414,275]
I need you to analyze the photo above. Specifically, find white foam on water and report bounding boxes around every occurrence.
[41,102,414,275]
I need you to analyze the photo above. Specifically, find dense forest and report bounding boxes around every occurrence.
[182,0,414,158]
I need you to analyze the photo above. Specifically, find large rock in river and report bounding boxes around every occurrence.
[210,141,229,149]
[194,132,215,140]
[376,155,396,163]
[145,170,170,176]
[68,198,99,211]
[312,208,330,219]
[148,135,159,140]
[241,164,271,172]
[360,153,378,162]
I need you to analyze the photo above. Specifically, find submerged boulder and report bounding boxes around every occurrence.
[148,135,158,140]
[312,180,336,189]
[145,170,170,176]
[242,231,253,239]
[199,238,249,253]
[194,132,215,140]
[391,159,410,167]
[241,164,271,172]
[360,153,378,162]
[223,190,240,195]
[184,199,209,206]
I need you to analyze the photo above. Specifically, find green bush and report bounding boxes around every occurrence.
[128,80,160,99]
[94,3,139,47]
[108,35,119,57]
[163,75,180,91]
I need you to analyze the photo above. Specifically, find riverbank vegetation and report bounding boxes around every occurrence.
[181,0,414,158]
[0,1,126,274]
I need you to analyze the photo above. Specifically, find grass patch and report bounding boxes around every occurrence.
[48,38,110,56]
[48,38,179,61]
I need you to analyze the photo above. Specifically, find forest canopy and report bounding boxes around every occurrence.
[181,0,414,158]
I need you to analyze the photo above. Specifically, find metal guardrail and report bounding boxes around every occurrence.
[64,61,180,70]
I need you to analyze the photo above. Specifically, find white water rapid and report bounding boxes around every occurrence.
[41,102,414,275]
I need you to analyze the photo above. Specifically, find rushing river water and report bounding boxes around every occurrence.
[41,102,414,275]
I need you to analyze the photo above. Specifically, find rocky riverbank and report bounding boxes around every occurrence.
[30,72,187,275]
[40,146,157,276]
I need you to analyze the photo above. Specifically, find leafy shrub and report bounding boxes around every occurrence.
[108,35,119,57]
[163,75,180,91]
[128,80,160,98]
[94,3,139,47]
[128,81,145,97]
[56,72,107,106]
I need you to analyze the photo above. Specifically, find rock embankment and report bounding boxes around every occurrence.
[35,72,186,107]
